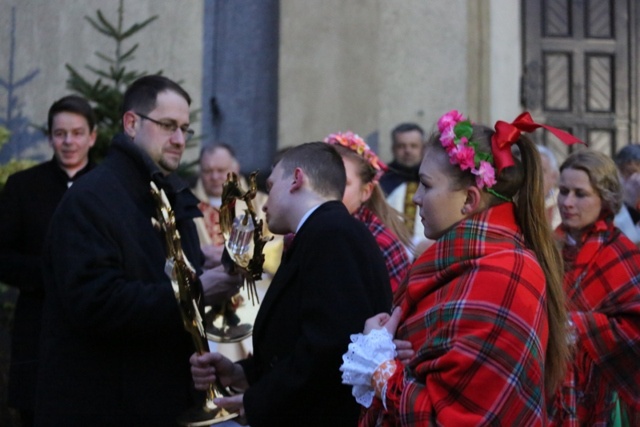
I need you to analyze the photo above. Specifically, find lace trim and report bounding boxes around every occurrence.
[340,329,396,408]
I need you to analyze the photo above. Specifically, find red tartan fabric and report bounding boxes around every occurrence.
[360,203,550,426]
[353,206,410,292]
[549,218,640,426]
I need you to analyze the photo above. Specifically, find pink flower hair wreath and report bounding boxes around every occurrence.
[437,110,505,200]
[324,131,388,183]
[437,110,584,201]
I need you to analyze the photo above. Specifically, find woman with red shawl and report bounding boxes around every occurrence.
[341,111,576,426]
[549,150,640,426]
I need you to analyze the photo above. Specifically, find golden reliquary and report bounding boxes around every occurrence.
[205,171,272,344]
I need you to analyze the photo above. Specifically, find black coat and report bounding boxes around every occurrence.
[0,158,93,410]
[35,135,204,426]
[379,160,420,196]
[239,201,393,427]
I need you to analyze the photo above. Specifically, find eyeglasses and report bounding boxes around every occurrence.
[135,112,195,141]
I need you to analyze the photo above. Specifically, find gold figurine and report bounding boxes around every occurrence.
[150,181,237,426]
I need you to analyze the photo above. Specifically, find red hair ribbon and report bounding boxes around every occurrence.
[491,112,584,173]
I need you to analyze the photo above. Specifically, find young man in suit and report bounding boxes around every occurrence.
[0,95,97,427]
[190,142,393,427]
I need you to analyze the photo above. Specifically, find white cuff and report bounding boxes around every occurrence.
[340,329,396,408]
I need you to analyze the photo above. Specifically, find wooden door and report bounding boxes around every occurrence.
[522,0,638,160]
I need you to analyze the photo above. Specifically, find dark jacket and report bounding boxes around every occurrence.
[379,160,420,196]
[0,158,93,410]
[35,134,204,426]
[239,201,393,427]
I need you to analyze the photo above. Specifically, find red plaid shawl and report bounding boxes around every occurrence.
[549,218,640,426]
[353,205,410,292]
[360,203,550,426]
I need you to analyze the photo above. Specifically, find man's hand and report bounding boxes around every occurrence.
[199,265,242,305]
[202,244,224,269]
[213,394,245,420]
[189,351,248,391]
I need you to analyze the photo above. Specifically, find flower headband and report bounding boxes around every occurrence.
[438,110,583,200]
[324,131,388,183]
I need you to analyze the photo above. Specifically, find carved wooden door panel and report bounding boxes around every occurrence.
[522,0,636,159]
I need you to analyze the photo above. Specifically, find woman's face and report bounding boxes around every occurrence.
[413,149,467,240]
[342,156,371,214]
[557,167,603,234]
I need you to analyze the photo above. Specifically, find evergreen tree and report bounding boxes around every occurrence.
[66,0,158,162]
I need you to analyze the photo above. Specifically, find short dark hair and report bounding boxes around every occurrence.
[122,75,191,116]
[276,142,345,200]
[614,144,640,178]
[47,95,96,136]
[391,122,424,146]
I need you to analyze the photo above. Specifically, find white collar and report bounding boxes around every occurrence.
[296,203,322,233]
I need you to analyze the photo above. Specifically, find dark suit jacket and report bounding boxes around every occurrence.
[238,201,392,427]
[35,135,204,427]
[0,158,93,410]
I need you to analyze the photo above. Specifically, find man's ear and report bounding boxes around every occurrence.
[290,167,305,192]
[462,185,483,215]
[122,111,138,138]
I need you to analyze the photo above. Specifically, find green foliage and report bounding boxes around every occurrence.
[0,126,9,149]
[65,0,159,162]
[0,126,37,191]
[0,159,37,192]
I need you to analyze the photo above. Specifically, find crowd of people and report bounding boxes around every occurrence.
[1,74,639,427]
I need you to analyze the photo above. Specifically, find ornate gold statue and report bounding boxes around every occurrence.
[150,181,236,426]
[206,171,272,343]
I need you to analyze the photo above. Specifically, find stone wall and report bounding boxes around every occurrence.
[0,0,204,163]
[278,0,521,160]
[1,0,523,166]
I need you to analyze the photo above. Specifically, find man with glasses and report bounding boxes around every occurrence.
[34,75,241,426]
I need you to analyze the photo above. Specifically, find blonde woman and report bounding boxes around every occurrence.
[325,131,411,292]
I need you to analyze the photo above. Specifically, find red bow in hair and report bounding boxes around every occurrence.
[491,112,584,173]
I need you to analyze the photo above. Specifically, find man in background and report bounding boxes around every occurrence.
[192,144,279,270]
[192,144,242,264]
[614,143,640,245]
[0,95,96,427]
[380,122,431,255]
